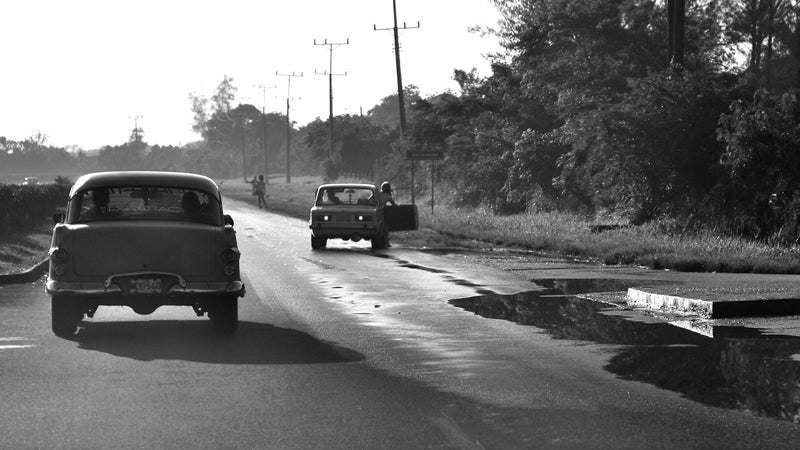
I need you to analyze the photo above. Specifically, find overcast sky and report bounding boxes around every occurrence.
[0,0,502,150]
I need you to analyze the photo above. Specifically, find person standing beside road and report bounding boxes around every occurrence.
[378,182,397,207]
[378,181,396,248]
[248,175,268,209]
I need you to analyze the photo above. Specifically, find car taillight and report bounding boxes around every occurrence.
[51,248,68,277]
[53,248,68,261]
[221,248,238,263]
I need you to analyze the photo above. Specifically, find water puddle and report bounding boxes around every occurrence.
[450,281,800,424]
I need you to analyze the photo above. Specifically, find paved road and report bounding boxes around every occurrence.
[2,199,800,448]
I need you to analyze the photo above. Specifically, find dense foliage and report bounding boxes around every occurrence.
[0,182,71,232]
[394,0,800,245]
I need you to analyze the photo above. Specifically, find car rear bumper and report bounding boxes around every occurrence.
[46,279,246,298]
[310,223,380,238]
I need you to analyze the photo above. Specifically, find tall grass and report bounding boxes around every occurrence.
[421,206,800,273]
[220,176,800,274]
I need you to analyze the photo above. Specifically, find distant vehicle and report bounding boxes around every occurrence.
[22,177,38,185]
[309,183,418,250]
[45,171,245,336]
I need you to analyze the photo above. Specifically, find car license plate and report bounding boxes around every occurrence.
[130,278,162,294]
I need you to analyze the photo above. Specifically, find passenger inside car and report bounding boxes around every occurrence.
[320,189,343,204]
[91,188,110,214]
[181,191,201,215]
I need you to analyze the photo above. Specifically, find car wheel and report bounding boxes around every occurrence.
[51,296,82,337]
[371,234,383,250]
[209,297,238,334]
[311,235,327,250]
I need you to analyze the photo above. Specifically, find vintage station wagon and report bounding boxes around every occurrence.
[45,171,245,336]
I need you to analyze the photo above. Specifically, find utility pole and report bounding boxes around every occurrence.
[276,71,302,184]
[667,0,685,66]
[254,83,277,184]
[128,115,143,143]
[238,103,247,182]
[314,38,349,158]
[375,0,419,203]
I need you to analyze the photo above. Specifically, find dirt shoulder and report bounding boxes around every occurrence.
[0,222,52,276]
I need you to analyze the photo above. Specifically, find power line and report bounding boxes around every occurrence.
[314,38,349,158]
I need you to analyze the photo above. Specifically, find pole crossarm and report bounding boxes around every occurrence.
[314,38,350,157]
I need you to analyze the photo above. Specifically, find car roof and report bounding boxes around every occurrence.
[70,171,221,199]
[316,183,377,191]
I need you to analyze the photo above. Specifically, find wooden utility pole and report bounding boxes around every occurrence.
[276,71,302,183]
[254,84,277,183]
[314,38,349,158]
[668,0,685,66]
[240,106,246,182]
[375,0,419,202]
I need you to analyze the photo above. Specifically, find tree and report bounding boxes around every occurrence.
[189,74,239,138]
[98,141,148,171]
[189,93,209,135]
[212,74,237,114]
[725,0,795,87]
[302,114,394,180]
[367,85,421,132]
[717,88,800,241]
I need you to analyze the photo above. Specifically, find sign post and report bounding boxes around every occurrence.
[406,150,444,214]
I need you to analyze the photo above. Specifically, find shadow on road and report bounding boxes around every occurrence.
[65,320,364,365]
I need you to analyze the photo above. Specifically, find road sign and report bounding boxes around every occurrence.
[406,150,444,160]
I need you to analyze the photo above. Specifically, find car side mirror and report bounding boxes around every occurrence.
[224,214,234,226]
[53,213,65,224]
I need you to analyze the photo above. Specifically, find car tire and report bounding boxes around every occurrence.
[51,296,81,337]
[311,235,327,250]
[210,297,238,334]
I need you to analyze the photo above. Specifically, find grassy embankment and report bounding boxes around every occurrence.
[0,222,52,275]
[221,175,800,274]
[3,175,799,275]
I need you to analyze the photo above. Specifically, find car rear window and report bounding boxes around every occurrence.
[68,186,222,225]
[316,187,376,206]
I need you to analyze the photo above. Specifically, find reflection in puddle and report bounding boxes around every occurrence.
[450,281,800,425]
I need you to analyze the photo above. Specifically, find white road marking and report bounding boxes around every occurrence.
[0,345,35,350]
[0,337,36,351]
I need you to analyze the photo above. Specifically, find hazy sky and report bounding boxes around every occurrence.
[0,0,502,150]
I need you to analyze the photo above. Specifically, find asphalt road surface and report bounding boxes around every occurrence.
[2,198,800,448]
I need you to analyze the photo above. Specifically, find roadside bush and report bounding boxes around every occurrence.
[0,182,71,232]
[717,89,800,243]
